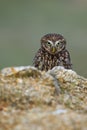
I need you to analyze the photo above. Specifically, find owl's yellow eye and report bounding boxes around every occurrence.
[56,42,61,47]
[47,42,51,46]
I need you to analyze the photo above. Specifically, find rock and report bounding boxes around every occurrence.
[0,66,87,130]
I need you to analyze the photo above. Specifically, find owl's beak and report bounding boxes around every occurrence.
[51,47,57,53]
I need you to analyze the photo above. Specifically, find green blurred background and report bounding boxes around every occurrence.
[0,0,87,77]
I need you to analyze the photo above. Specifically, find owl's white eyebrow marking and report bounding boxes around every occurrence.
[47,40,53,45]
[55,40,61,45]
[55,39,65,45]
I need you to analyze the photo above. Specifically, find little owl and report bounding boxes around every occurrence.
[33,33,72,71]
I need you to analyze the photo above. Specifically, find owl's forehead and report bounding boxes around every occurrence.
[41,33,65,42]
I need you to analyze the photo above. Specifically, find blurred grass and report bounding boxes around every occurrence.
[0,0,87,77]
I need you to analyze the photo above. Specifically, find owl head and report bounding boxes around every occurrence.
[41,33,66,55]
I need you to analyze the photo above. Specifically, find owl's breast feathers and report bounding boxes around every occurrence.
[33,48,72,71]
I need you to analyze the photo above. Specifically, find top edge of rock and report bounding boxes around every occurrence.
[0,66,39,76]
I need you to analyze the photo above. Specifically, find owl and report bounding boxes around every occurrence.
[33,33,72,71]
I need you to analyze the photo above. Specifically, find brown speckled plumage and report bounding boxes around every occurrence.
[33,33,72,71]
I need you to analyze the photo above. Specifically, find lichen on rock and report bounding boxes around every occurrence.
[0,66,87,130]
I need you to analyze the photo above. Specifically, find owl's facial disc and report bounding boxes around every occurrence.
[42,38,66,55]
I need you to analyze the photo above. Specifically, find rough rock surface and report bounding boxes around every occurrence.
[0,66,87,130]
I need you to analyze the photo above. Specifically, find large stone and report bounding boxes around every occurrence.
[0,66,87,130]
